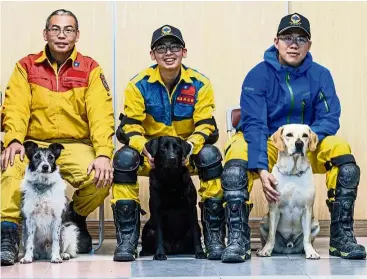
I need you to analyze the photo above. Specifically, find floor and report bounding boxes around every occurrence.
[1,238,367,279]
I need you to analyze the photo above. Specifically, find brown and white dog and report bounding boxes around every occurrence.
[257,124,321,259]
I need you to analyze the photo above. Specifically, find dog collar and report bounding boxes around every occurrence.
[275,165,310,177]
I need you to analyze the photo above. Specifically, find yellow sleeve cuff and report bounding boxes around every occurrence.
[95,146,114,159]
[129,136,148,154]
[187,134,206,155]
[4,132,26,147]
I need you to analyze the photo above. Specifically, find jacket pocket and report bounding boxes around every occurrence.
[62,77,89,89]
[174,103,194,118]
[145,103,165,120]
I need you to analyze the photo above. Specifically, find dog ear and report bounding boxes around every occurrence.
[49,143,65,159]
[271,126,285,152]
[308,128,319,152]
[181,140,193,158]
[145,137,159,157]
[23,141,38,160]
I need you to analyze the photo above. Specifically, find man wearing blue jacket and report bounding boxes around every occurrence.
[220,13,366,263]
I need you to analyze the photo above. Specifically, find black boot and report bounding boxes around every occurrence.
[221,200,252,263]
[200,198,226,260]
[67,202,92,254]
[1,222,20,266]
[327,158,366,259]
[220,159,251,263]
[112,200,140,262]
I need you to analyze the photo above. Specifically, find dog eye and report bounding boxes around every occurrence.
[34,154,41,159]
[48,154,54,160]
[302,133,308,138]
[286,133,293,137]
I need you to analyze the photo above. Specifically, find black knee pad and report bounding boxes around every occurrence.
[193,145,223,182]
[113,146,141,184]
[329,155,360,200]
[221,159,249,202]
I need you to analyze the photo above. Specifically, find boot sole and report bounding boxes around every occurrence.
[207,253,223,260]
[113,252,137,262]
[329,249,367,259]
[221,253,250,263]
[1,259,15,266]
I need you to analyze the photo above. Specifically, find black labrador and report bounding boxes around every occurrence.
[140,136,206,260]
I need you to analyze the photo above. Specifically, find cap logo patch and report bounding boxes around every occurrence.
[290,14,301,25]
[161,26,172,35]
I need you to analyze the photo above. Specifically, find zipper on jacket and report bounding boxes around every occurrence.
[301,100,306,124]
[285,72,295,124]
[47,59,68,92]
[319,91,330,112]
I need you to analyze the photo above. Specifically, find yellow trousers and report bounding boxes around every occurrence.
[1,140,110,224]
[112,155,223,204]
[224,132,352,198]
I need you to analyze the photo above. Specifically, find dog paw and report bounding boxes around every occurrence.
[256,247,273,257]
[20,256,33,264]
[51,256,63,263]
[153,253,167,260]
[61,253,70,260]
[306,250,320,260]
[195,251,207,259]
[304,245,320,260]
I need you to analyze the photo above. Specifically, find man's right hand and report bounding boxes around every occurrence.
[258,169,280,203]
[1,141,25,171]
[142,147,155,169]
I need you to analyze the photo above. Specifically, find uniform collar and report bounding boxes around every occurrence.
[35,45,78,65]
[147,65,193,84]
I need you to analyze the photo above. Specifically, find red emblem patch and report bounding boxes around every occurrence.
[176,94,195,105]
[100,73,110,92]
[181,85,195,96]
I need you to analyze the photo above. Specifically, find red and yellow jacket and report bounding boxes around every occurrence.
[1,46,114,158]
[118,64,218,155]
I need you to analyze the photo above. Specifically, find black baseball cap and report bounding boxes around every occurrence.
[151,25,185,49]
[277,13,311,38]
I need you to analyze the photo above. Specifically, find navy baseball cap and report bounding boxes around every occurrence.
[151,25,185,49]
[277,13,311,38]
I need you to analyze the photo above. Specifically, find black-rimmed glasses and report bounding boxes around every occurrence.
[278,35,309,46]
[153,43,183,54]
[47,27,77,37]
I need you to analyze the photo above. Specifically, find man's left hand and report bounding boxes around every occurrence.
[87,156,113,188]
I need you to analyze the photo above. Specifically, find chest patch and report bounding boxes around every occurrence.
[177,85,195,105]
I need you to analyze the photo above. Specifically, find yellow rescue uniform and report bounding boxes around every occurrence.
[112,65,222,203]
[1,46,114,223]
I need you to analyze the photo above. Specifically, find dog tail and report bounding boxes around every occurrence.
[61,222,79,258]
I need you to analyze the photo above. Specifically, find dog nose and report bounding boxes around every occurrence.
[295,140,304,151]
[168,157,177,164]
[42,165,49,172]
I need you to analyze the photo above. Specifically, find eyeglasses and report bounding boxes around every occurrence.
[153,43,183,54]
[278,35,309,46]
[47,27,77,37]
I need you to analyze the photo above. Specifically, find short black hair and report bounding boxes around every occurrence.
[45,9,79,30]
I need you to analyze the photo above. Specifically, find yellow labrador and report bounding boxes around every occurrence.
[257,124,321,259]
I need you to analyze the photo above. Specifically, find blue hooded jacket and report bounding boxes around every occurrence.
[240,45,341,171]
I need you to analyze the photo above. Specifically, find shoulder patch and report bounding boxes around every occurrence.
[100,73,110,91]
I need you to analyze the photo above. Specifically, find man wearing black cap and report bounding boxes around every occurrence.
[111,25,225,261]
[220,13,366,262]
